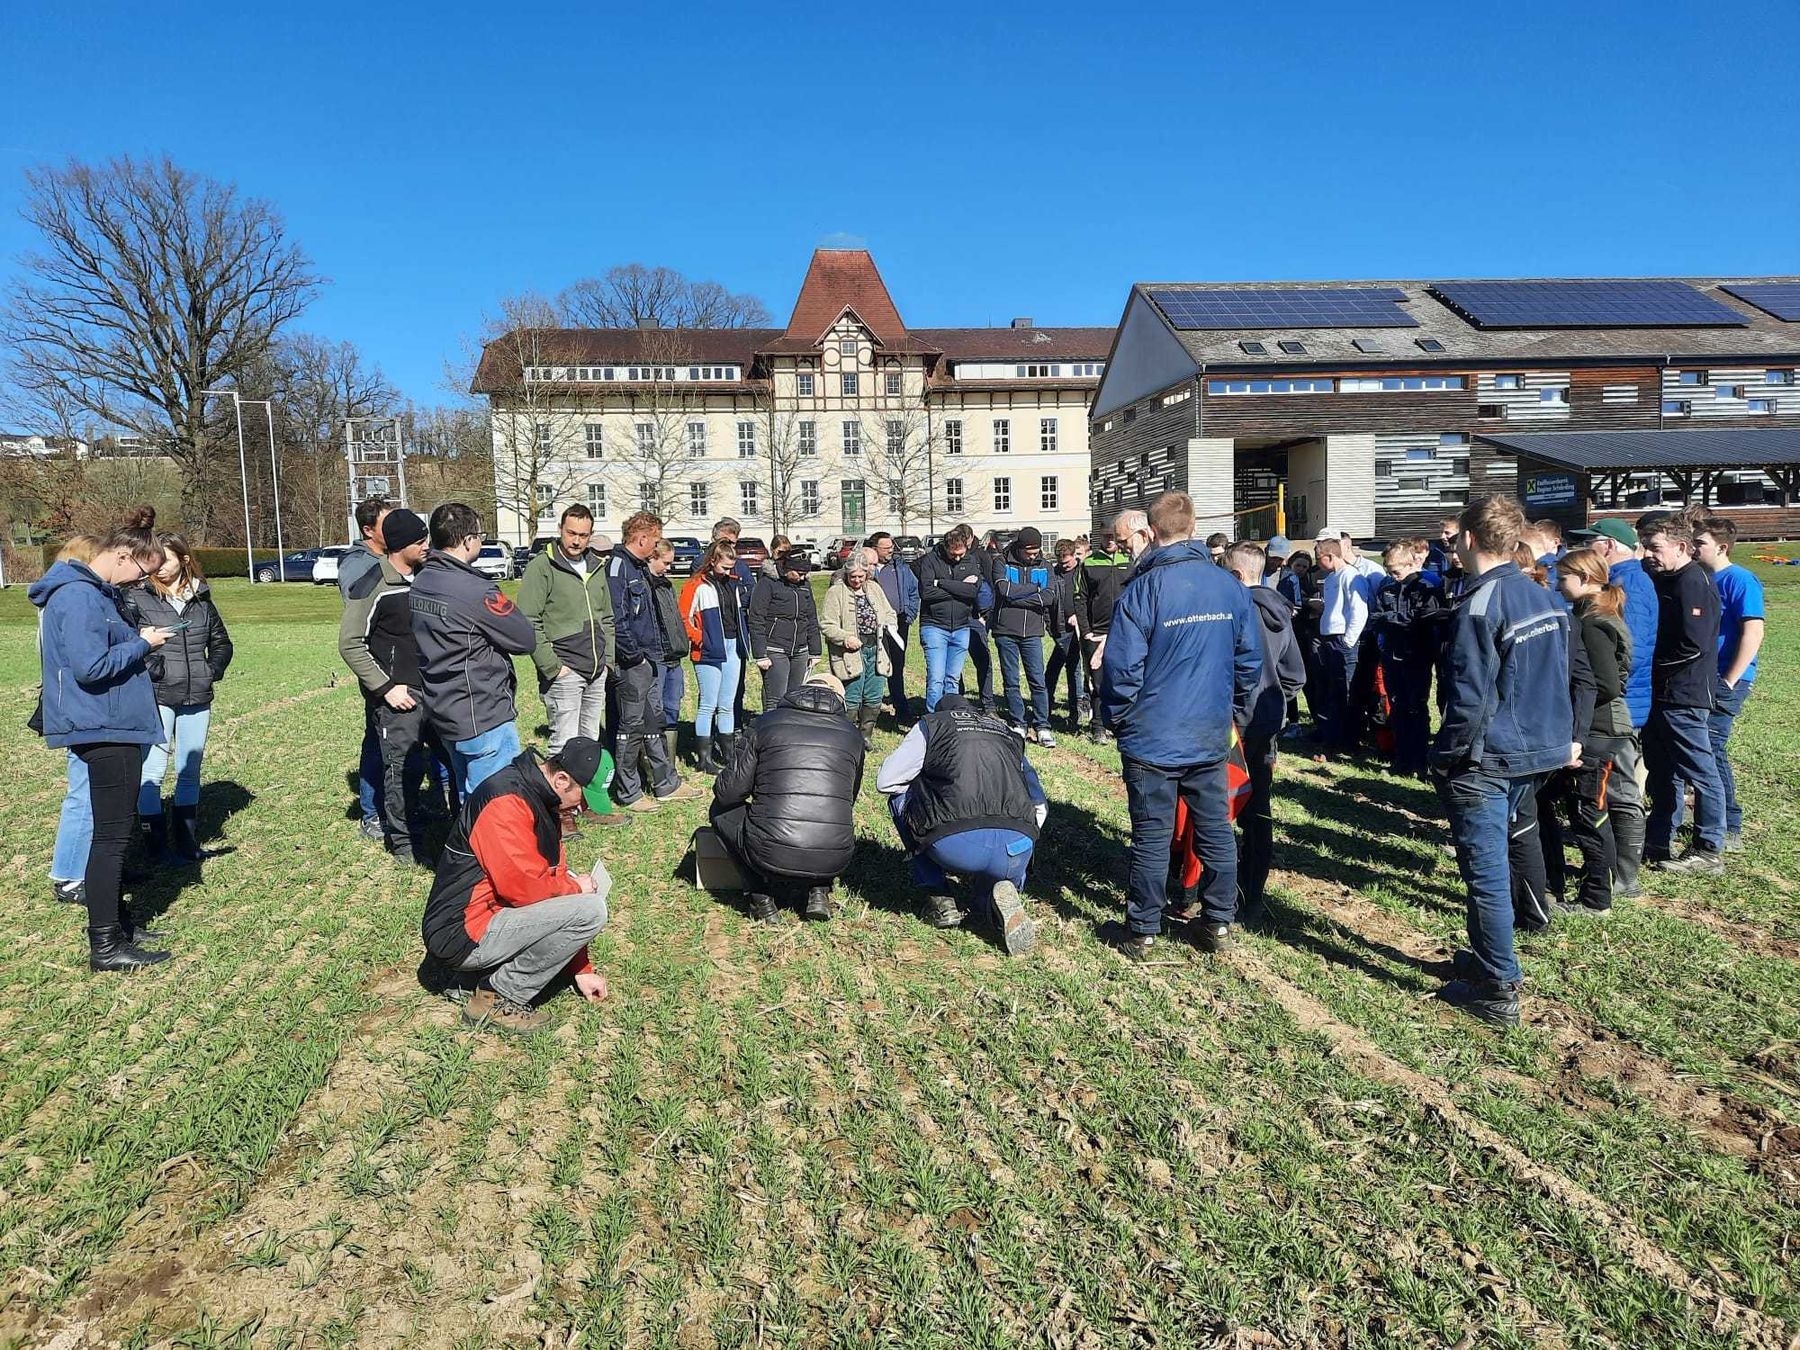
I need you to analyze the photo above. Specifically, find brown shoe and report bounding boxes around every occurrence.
[657,779,704,803]
[626,795,662,814]
[593,810,633,827]
[462,987,548,1035]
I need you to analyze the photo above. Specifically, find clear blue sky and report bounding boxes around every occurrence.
[3,0,1796,407]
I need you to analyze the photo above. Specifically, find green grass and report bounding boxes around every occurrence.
[1,567,1797,1347]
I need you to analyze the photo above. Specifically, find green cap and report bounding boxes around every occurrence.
[1573,517,1637,548]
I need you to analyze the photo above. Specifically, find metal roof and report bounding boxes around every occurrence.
[1475,427,1800,471]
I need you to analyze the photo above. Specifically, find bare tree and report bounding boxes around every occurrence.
[1,156,322,537]
[556,264,769,330]
[268,334,397,544]
[406,403,496,520]
[858,397,937,535]
[481,294,595,543]
[750,394,832,537]
[602,330,721,524]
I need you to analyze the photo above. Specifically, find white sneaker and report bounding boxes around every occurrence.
[1009,725,1028,740]
[1034,729,1057,748]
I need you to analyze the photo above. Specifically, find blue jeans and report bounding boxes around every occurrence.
[1319,635,1359,750]
[661,662,686,730]
[451,721,521,795]
[358,702,382,823]
[1646,704,1725,853]
[918,624,970,712]
[1121,756,1237,933]
[1710,680,1750,832]
[995,633,1050,730]
[1442,767,1537,985]
[52,750,91,883]
[888,793,1032,893]
[139,704,212,815]
[695,648,743,737]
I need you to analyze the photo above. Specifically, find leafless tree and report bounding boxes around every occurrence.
[480,293,598,542]
[1,156,322,537]
[600,330,723,524]
[556,264,769,330]
[405,403,496,519]
[265,334,397,543]
[857,396,937,536]
[749,394,832,537]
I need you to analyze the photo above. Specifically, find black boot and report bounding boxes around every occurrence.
[1438,978,1521,1028]
[746,893,781,923]
[713,731,735,772]
[120,903,171,945]
[142,811,171,862]
[857,705,877,752]
[804,885,832,922]
[692,731,720,774]
[88,924,171,972]
[923,894,964,929]
[170,804,206,861]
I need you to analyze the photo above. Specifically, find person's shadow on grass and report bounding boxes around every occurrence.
[127,780,255,925]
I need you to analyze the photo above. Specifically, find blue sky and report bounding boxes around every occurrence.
[2,0,1796,406]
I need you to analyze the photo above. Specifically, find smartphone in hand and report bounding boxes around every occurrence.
[165,620,192,631]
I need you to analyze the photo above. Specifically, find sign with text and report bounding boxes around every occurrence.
[1522,471,1579,511]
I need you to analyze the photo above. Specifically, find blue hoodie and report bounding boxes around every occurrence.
[1099,540,1263,768]
[1608,557,1658,727]
[29,560,166,749]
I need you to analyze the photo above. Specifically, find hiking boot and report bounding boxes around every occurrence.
[53,879,84,906]
[658,778,704,804]
[746,893,781,923]
[626,795,662,814]
[1438,978,1522,1028]
[1549,899,1612,921]
[1033,728,1057,749]
[1192,922,1235,954]
[1109,931,1156,963]
[1723,830,1744,854]
[804,886,832,922]
[1658,848,1724,876]
[923,894,963,928]
[1087,723,1108,745]
[991,881,1035,957]
[359,816,385,844]
[88,924,171,973]
[462,987,547,1036]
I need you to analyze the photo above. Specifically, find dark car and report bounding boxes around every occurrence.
[893,535,925,564]
[666,536,705,574]
[735,536,770,570]
[514,538,553,578]
[982,529,1020,555]
[256,548,328,584]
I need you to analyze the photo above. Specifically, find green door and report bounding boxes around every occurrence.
[841,479,866,536]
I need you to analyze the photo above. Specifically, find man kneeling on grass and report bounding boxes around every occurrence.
[421,737,613,1035]
[876,694,1047,955]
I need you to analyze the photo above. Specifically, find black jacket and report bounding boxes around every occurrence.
[913,543,984,630]
[746,575,821,659]
[1075,548,1133,638]
[1371,573,1450,666]
[649,570,690,664]
[901,705,1041,849]
[711,683,863,880]
[125,582,233,709]
[410,551,537,743]
[340,557,423,698]
[1245,587,1307,740]
[1651,561,1720,710]
[990,544,1051,639]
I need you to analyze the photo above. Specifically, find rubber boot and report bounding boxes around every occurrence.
[1612,809,1645,898]
[88,924,171,972]
[857,705,877,752]
[713,731,735,772]
[142,811,171,863]
[663,729,679,770]
[170,804,206,861]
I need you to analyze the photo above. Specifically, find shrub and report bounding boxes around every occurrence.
[36,542,282,578]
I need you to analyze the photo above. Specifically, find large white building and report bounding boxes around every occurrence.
[473,249,1110,547]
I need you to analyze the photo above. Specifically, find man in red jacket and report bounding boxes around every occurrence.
[421,737,614,1034]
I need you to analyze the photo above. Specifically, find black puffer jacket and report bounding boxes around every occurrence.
[913,543,984,630]
[746,574,821,659]
[125,582,234,709]
[710,683,863,879]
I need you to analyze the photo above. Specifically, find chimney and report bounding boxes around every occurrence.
[1010,317,1034,329]
[637,316,661,331]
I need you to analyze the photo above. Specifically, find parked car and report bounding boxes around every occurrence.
[922,534,945,555]
[892,535,925,564]
[982,529,1020,556]
[735,536,769,570]
[310,545,355,586]
[661,536,702,574]
[473,543,513,581]
[256,548,329,584]
[822,536,861,570]
[514,538,553,578]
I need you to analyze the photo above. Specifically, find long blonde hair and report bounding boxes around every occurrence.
[1559,546,1625,619]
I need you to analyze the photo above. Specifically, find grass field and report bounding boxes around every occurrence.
[2,568,1798,1349]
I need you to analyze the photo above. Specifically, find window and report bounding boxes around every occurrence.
[1495,374,1524,390]
[1016,364,1063,378]
[993,477,1012,513]
[886,419,904,456]
[1071,362,1104,376]
[797,420,817,457]
[1439,433,1470,447]
[689,482,708,517]
[584,423,605,459]
[1207,378,1336,395]
[994,418,1011,453]
[842,420,861,456]
[737,421,757,458]
[739,480,759,516]
[1040,475,1059,511]
[1239,341,1268,356]
[841,373,859,396]
[1406,447,1435,461]
[944,419,963,455]
[797,372,815,397]
[1748,398,1774,415]
[1766,369,1795,385]
[535,483,555,518]
[687,421,707,458]
[1539,387,1569,405]
[1452,458,1470,476]
[635,422,654,455]
[885,371,902,397]
[945,477,965,515]
[1122,408,1135,424]
[1715,384,1744,400]
[839,336,858,358]
[1662,399,1692,416]
[1160,389,1191,407]
[800,480,821,515]
[1415,338,1446,353]
[1337,375,1467,393]
[638,482,656,512]
[887,488,904,513]
[1374,459,1393,477]
[585,482,606,514]
[1397,476,1429,492]
[1352,339,1383,354]
[1478,403,1507,419]
[1678,370,1709,386]
[1040,417,1058,453]
[1277,340,1307,355]
[535,421,553,451]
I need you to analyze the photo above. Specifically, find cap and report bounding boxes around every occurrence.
[780,549,813,573]
[380,508,427,552]
[1016,526,1043,550]
[1315,526,1338,541]
[1571,518,1638,548]
[553,736,616,815]
[803,671,845,698]
[1265,534,1292,558]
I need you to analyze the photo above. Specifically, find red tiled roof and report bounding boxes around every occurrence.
[911,327,1115,360]
[779,250,910,347]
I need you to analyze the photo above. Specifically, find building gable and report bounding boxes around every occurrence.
[1090,291,1200,419]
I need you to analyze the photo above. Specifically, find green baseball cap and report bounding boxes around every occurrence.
[1571,518,1637,548]
[554,737,616,814]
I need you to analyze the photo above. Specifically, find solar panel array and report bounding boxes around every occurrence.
[1720,282,1800,321]
[1427,280,1747,329]
[1148,287,1418,330]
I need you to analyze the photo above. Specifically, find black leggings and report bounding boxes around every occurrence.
[76,742,142,930]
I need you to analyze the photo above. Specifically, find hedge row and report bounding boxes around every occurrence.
[36,543,282,579]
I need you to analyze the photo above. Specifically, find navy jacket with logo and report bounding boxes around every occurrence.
[1430,560,1574,778]
[1098,539,1263,769]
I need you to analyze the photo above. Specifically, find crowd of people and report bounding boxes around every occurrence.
[32,487,1765,1035]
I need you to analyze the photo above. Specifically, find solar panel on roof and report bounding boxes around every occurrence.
[1720,283,1800,321]
[1148,287,1419,330]
[1428,280,1746,329]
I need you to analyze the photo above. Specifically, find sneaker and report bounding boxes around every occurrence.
[359,817,385,843]
[53,879,85,906]
[803,886,832,922]
[1549,899,1612,921]
[656,779,704,803]
[746,893,781,923]
[1034,729,1057,748]
[992,881,1035,957]
[1658,848,1724,876]
[1192,922,1234,954]
[1105,928,1156,963]
[626,795,663,814]
[1009,725,1028,740]
[1723,830,1744,854]
[923,894,964,929]
[462,987,548,1036]
[1086,724,1107,745]
[1437,978,1522,1028]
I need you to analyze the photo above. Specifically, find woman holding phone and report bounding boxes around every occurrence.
[28,507,174,971]
[127,532,234,862]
